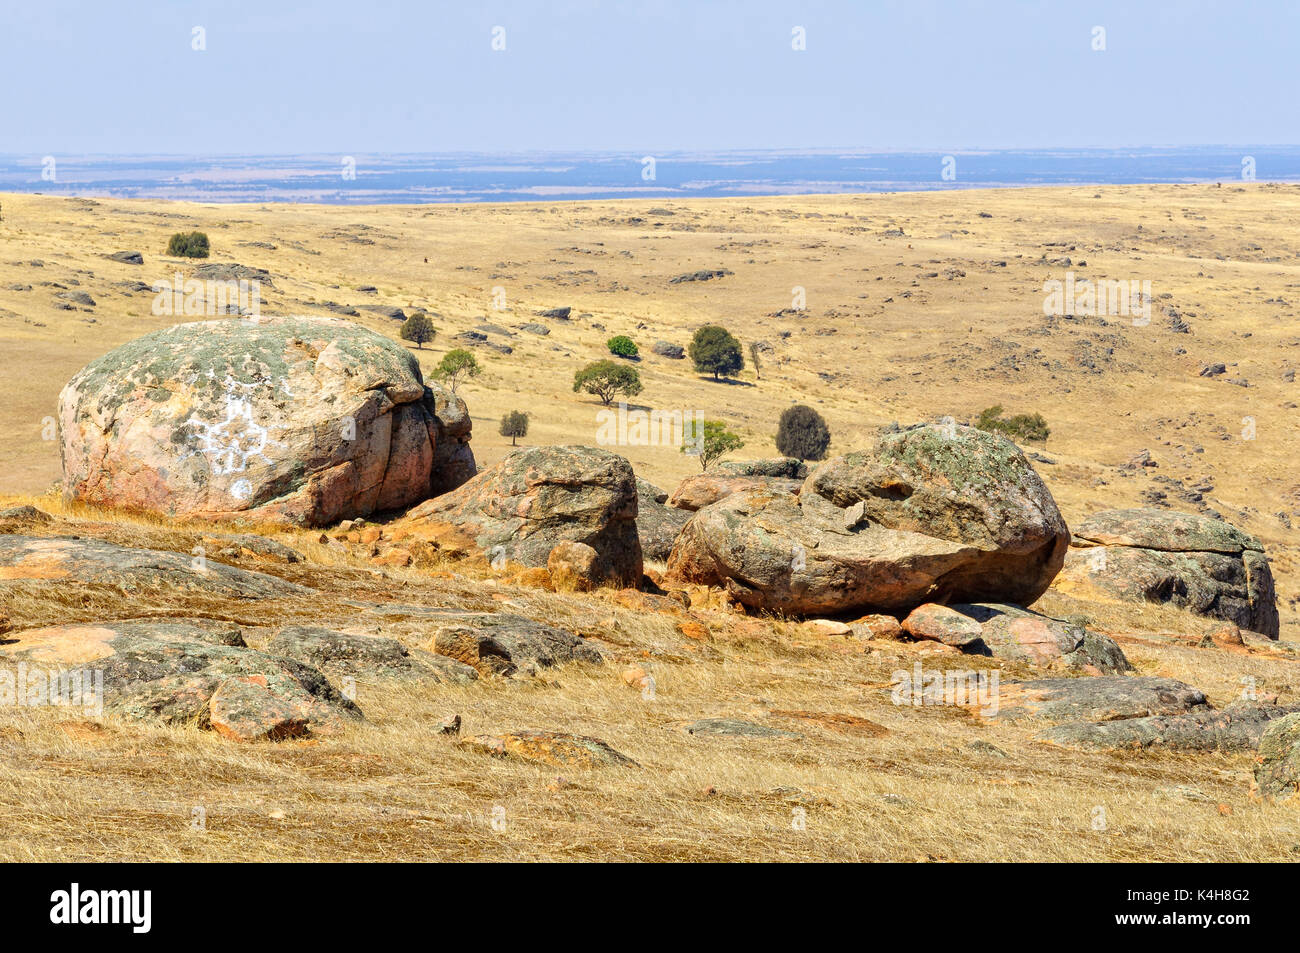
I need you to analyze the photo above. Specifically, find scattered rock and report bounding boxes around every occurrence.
[462,730,637,768]
[988,676,1208,723]
[266,625,477,682]
[1056,508,1279,638]
[1253,712,1300,801]
[668,473,802,512]
[0,535,308,599]
[684,718,802,739]
[902,603,985,647]
[651,340,685,359]
[1040,702,1300,751]
[430,613,603,676]
[108,251,144,265]
[547,540,601,591]
[0,619,360,739]
[948,602,1130,673]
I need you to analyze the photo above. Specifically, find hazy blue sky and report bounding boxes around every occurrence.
[4,0,1297,154]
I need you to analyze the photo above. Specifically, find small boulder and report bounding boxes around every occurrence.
[902,604,985,646]
[430,613,603,676]
[547,540,601,591]
[1253,712,1300,801]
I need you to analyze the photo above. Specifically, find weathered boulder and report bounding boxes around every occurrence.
[0,619,360,740]
[462,730,637,767]
[266,625,477,683]
[1253,712,1300,801]
[1041,702,1300,752]
[429,613,604,676]
[58,316,475,526]
[651,340,684,359]
[949,602,1130,673]
[987,676,1207,723]
[0,535,308,599]
[713,458,808,479]
[665,423,1068,615]
[668,473,803,511]
[636,477,691,561]
[902,603,984,646]
[1055,508,1279,638]
[397,445,642,587]
[547,540,600,591]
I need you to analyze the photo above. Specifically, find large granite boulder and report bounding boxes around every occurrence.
[1054,508,1278,638]
[396,445,643,587]
[58,316,474,527]
[665,423,1069,615]
[636,477,691,560]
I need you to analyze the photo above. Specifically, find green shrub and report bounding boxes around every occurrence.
[607,335,638,358]
[166,231,210,259]
[975,405,1051,443]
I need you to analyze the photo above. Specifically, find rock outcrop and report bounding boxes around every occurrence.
[948,602,1130,673]
[636,477,691,561]
[668,473,803,511]
[1253,712,1300,801]
[665,423,1068,614]
[58,316,474,526]
[0,619,360,740]
[1055,508,1279,638]
[1041,701,1300,752]
[396,445,643,587]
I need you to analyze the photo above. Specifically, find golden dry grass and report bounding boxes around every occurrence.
[1,494,1298,862]
[1,182,1299,861]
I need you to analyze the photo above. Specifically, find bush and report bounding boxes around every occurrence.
[682,419,745,471]
[500,410,529,446]
[399,312,436,348]
[433,348,482,393]
[607,335,638,358]
[166,232,210,259]
[573,360,642,405]
[775,405,831,461]
[689,325,744,380]
[975,405,1051,443]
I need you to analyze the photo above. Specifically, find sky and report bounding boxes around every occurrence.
[3,0,1298,155]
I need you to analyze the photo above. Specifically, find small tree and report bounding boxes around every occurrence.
[607,335,639,359]
[433,348,482,393]
[682,418,745,471]
[399,311,436,348]
[775,405,831,461]
[166,231,210,259]
[689,325,744,380]
[748,342,762,380]
[573,359,642,405]
[500,410,529,446]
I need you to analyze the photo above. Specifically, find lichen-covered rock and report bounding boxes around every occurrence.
[397,445,642,587]
[0,535,308,599]
[987,676,1208,723]
[58,316,475,526]
[713,458,809,480]
[1040,702,1300,752]
[684,717,803,740]
[636,476,691,561]
[668,473,803,511]
[462,730,637,767]
[429,613,604,676]
[949,603,1130,673]
[0,619,360,739]
[266,625,477,683]
[902,603,985,646]
[1055,508,1278,638]
[665,423,1068,615]
[1252,712,1300,801]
